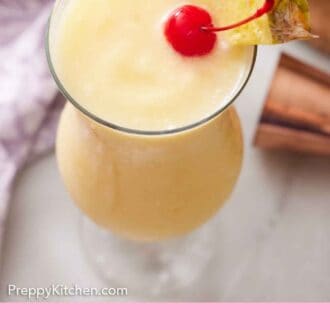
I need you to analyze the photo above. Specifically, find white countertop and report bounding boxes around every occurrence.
[1,43,329,302]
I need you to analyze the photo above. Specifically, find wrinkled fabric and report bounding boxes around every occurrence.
[0,0,64,260]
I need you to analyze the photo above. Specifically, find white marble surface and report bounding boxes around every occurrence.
[0,43,329,302]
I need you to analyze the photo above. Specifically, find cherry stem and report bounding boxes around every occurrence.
[201,0,275,33]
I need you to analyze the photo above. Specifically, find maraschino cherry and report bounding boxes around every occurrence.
[164,0,275,57]
[164,5,217,57]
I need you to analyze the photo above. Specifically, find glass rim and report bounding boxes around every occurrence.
[46,12,257,136]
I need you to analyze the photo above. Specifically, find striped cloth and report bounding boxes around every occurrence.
[0,0,64,265]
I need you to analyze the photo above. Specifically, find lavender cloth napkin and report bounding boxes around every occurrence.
[0,0,64,259]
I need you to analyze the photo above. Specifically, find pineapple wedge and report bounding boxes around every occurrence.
[220,0,314,45]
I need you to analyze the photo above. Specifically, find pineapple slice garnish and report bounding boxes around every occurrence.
[221,0,315,45]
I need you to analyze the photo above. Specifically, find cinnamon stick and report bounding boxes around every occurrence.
[254,53,330,156]
[308,0,330,54]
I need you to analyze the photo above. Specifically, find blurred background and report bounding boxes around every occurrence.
[0,0,329,302]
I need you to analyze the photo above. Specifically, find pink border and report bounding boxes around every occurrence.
[1,303,330,329]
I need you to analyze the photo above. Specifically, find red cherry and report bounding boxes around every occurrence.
[164,5,217,57]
